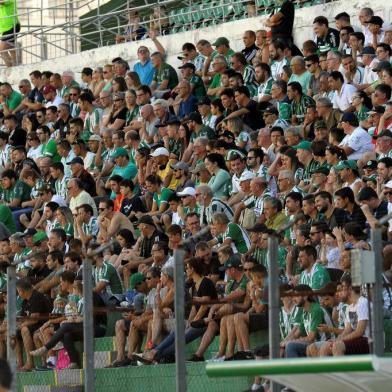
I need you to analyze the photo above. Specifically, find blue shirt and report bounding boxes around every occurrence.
[133,60,155,86]
[178,95,198,119]
[111,161,138,180]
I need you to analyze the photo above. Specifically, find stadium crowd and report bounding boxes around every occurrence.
[0,1,392,391]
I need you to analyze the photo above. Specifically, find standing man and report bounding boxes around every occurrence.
[241,30,259,64]
[0,0,20,67]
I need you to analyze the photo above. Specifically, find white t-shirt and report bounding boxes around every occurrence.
[388,202,392,232]
[27,144,43,161]
[339,126,373,159]
[363,60,379,84]
[46,95,64,108]
[332,83,357,111]
[345,296,370,338]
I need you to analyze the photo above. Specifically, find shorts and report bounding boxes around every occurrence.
[248,312,268,333]
[1,24,20,44]
[17,322,42,339]
[344,336,369,355]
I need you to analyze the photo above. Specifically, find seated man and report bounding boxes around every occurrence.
[189,254,248,361]
[15,279,52,371]
[284,284,333,358]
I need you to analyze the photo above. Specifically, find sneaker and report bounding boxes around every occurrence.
[187,354,204,362]
[207,355,225,363]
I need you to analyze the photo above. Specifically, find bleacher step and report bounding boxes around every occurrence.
[24,387,83,392]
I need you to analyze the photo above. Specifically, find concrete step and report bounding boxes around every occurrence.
[24,387,83,392]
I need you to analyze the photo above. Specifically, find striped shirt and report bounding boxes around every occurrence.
[0,144,11,168]
[219,223,251,254]
[55,176,69,200]
[201,197,234,226]
[243,65,259,97]
[82,107,103,141]
[81,216,99,237]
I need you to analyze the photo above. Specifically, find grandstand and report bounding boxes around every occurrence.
[0,0,391,391]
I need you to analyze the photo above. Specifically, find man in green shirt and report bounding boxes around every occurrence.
[0,82,22,115]
[0,204,16,233]
[288,81,315,125]
[0,0,19,67]
[298,245,330,290]
[37,125,61,162]
[180,63,206,101]
[90,243,124,305]
[0,169,31,207]
[151,52,178,97]
[212,37,235,64]
[284,284,332,357]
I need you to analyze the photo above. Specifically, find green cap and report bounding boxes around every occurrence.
[293,141,312,151]
[111,147,129,159]
[219,254,242,271]
[335,160,358,171]
[129,272,145,290]
[311,166,330,176]
[362,174,377,183]
[33,231,48,245]
[212,37,230,47]
[314,120,327,129]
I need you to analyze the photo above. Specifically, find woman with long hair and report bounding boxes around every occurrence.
[54,206,74,238]
[112,76,128,93]
[110,228,136,272]
[325,166,343,196]
[22,113,39,133]
[91,67,106,99]
[226,117,251,151]
[26,131,42,161]
[125,71,142,90]
[325,145,347,167]
[178,122,191,160]
[205,153,231,199]
[102,92,127,131]
[351,91,372,122]
[124,89,139,126]
[210,99,225,131]
[268,145,303,181]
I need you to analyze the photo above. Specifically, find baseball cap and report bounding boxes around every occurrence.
[375,129,392,139]
[368,106,386,115]
[361,46,376,56]
[383,180,392,189]
[340,112,359,124]
[129,272,146,290]
[88,134,102,142]
[42,85,56,95]
[263,107,279,116]
[311,166,330,176]
[247,223,267,233]
[314,120,327,129]
[33,231,48,245]
[373,61,391,72]
[293,141,312,151]
[368,16,383,26]
[67,156,84,165]
[212,37,230,47]
[226,149,246,161]
[219,254,242,271]
[197,97,211,106]
[362,174,377,183]
[221,130,235,140]
[239,171,255,182]
[178,63,196,72]
[363,160,378,169]
[335,160,358,171]
[21,228,37,237]
[111,147,129,159]
[137,215,155,226]
[171,161,189,171]
[191,162,208,174]
[150,147,169,157]
[177,187,196,197]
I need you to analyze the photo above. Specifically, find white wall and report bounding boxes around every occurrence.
[2,0,391,86]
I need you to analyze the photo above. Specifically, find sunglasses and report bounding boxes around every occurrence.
[305,63,314,68]
[146,277,152,280]
[385,191,392,195]
[98,208,106,211]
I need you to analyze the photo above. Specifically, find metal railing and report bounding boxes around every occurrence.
[1,0,329,67]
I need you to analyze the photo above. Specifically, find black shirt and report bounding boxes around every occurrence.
[374,200,388,221]
[21,290,52,319]
[28,87,44,104]
[120,195,147,219]
[271,0,295,38]
[190,277,217,312]
[27,265,51,286]
[242,44,259,64]
[140,229,168,259]
[244,100,264,131]
[54,116,72,139]
[315,28,340,51]
[347,204,367,226]
[322,208,348,230]
[9,127,26,146]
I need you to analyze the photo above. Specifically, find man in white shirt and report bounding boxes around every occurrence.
[339,112,373,160]
[360,46,379,88]
[42,85,63,108]
[329,71,357,112]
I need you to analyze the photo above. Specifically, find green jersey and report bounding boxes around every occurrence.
[5,90,22,110]
[298,302,333,341]
[0,179,31,204]
[291,94,315,124]
[0,205,16,233]
[125,106,140,125]
[0,0,18,33]
[81,107,103,141]
[188,74,206,101]
[14,248,32,273]
[226,273,248,296]
[220,223,251,254]
[153,188,173,209]
[299,262,331,290]
[153,63,179,90]
[42,139,61,162]
[190,125,215,143]
[243,64,259,97]
[81,216,99,238]
[94,261,124,297]
[279,305,303,340]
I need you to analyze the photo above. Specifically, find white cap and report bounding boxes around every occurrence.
[150,147,169,157]
[177,187,196,197]
[239,171,255,182]
[383,180,392,189]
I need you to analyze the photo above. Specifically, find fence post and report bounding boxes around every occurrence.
[370,227,384,356]
[83,258,94,392]
[174,249,186,392]
[268,235,280,392]
[6,266,17,382]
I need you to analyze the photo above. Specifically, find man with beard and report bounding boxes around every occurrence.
[26,251,51,286]
[314,191,348,230]
[268,39,289,80]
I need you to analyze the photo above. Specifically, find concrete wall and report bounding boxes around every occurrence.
[2,0,391,86]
